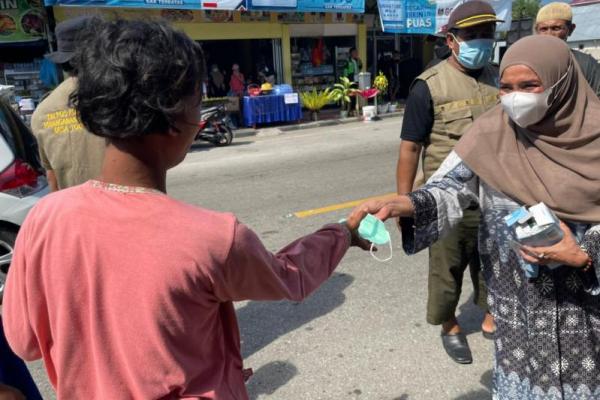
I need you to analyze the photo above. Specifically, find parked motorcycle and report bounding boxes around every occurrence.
[195,104,234,146]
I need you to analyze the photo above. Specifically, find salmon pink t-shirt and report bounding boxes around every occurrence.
[3,181,350,399]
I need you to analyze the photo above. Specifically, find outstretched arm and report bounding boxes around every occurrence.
[357,152,480,255]
[209,210,370,303]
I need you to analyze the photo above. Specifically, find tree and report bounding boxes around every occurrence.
[513,0,541,19]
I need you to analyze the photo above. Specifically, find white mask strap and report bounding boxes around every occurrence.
[370,241,393,263]
[546,62,573,100]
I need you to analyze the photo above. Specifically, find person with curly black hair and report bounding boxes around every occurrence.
[2,18,372,400]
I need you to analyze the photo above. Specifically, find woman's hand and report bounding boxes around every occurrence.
[343,195,415,250]
[349,195,415,223]
[520,221,590,268]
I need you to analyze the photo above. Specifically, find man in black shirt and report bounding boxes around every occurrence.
[396,0,500,365]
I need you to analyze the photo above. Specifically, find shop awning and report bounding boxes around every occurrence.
[45,0,364,13]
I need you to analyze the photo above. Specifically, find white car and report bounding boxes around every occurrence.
[0,100,48,299]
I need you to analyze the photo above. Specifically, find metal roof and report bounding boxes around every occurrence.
[569,2,600,42]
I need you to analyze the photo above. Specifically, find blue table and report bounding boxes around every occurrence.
[243,94,302,127]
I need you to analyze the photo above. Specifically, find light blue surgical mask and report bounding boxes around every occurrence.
[451,34,494,70]
[357,214,393,262]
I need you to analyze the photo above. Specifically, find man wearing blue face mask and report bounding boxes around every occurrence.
[396,0,502,365]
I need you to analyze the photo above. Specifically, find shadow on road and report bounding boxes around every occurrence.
[455,390,490,400]
[456,294,486,336]
[246,360,298,400]
[454,369,493,400]
[237,272,354,358]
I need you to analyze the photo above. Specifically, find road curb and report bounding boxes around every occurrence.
[234,111,404,138]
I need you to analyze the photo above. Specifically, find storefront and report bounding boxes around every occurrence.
[52,7,367,93]
[367,30,424,100]
[289,23,360,92]
[202,38,277,92]
[0,0,52,116]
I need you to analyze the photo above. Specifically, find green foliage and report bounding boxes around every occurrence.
[512,0,540,19]
[373,72,388,92]
[300,88,332,112]
[329,77,357,111]
[373,71,389,102]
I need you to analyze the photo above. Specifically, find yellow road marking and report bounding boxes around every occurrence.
[294,193,397,218]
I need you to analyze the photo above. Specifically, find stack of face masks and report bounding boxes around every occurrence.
[504,203,564,278]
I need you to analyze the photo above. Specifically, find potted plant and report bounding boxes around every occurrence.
[373,72,389,114]
[300,88,331,121]
[329,77,356,119]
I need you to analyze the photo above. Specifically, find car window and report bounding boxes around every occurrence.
[0,99,42,171]
[0,132,14,173]
[0,105,17,155]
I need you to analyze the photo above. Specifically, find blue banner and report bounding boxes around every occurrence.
[378,0,434,34]
[248,0,363,13]
[379,0,512,34]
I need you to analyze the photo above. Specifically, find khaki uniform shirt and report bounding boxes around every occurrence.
[31,77,105,190]
[417,60,499,180]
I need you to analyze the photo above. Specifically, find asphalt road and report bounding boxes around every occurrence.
[27,117,493,399]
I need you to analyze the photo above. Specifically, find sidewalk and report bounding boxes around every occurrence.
[235,106,405,138]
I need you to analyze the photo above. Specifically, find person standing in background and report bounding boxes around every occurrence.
[427,35,452,69]
[343,47,363,83]
[344,47,363,115]
[535,2,600,96]
[209,64,226,97]
[229,63,246,97]
[31,16,105,191]
[396,0,500,365]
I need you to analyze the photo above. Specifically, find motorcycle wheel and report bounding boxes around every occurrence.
[215,124,233,147]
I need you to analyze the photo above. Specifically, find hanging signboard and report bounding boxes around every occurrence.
[45,0,246,10]
[46,0,363,12]
[248,0,364,13]
[379,0,512,34]
[0,0,46,42]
